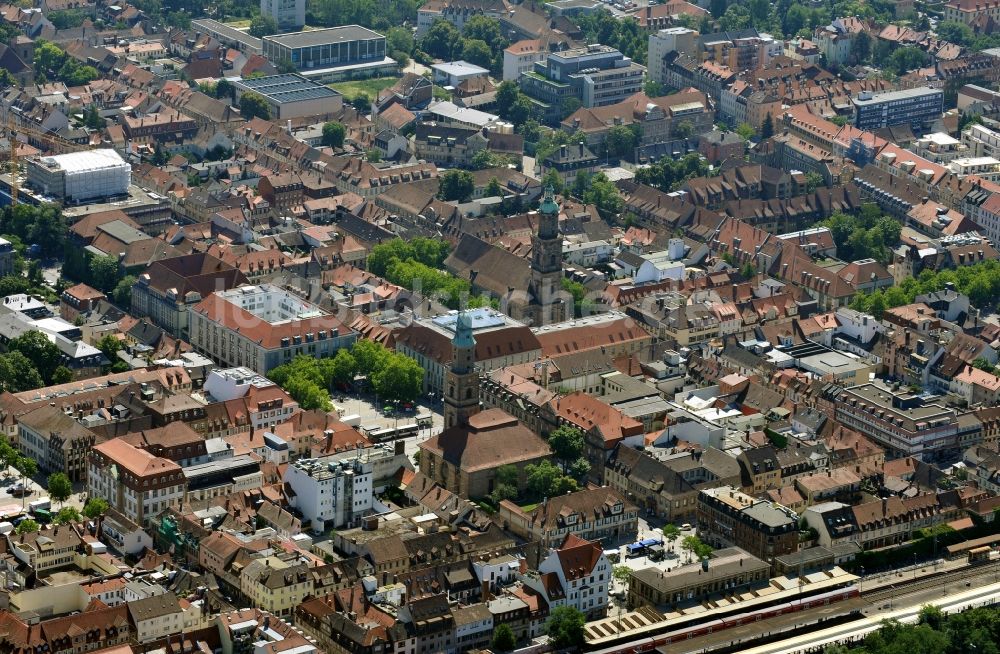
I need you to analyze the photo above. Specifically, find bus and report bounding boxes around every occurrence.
[368,423,420,442]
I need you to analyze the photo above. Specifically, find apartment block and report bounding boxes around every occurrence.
[852,87,944,130]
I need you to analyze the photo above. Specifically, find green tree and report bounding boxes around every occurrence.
[508,95,537,128]
[682,534,713,559]
[10,330,62,384]
[386,27,415,56]
[644,79,664,97]
[216,78,234,102]
[541,169,564,196]
[82,497,110,519]
[719,4,751,30]
[16,518,39,533]
[936,20,973,46]
[674,119,695,139]
[248,13,278,38]
[88,254,120,293]
[321,122,346,148]
[605,124,639,158]
[239,91,271,120]
[567,457,590,481]
[583,173,624,218]
[489,483,518,504]
[82,104,106,129]
[371,354,424,403]
[761,113,775,139]
[973,357,997,373]
[612,565,632,582]
[804,171,824,192]
[0,351,43,393]
[55,506,81,524]
[663,523,682,541]
[492,623,517,652]
[15,456,36,478]
[495,81,520,121]
[547,425,585,470]
[545,606,587,649]
[34,41,67,78]
[485,177,503,198]
[497,464,518,487]
[0,438,15,473]
[461,39,492,70]
[560,97,582,120]
[438,169,475,202]
[421,19,461,60]
[887,46,929,75]
[113,275,136,307]
[352,339,390,377]
[463,15,504,47]
[47,472,72,507]
[735,123,757,142]
[330,349,358,386]
[851,30,872,64]
[51,366,73,384]
[282,374,332,411]
[525,460,577,498]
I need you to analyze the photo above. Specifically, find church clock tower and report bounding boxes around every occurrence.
[443,310,480,429]
[528,185,566,325]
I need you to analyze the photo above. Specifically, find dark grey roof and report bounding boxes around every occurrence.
[236,74,342,104]
[263,25,384,49]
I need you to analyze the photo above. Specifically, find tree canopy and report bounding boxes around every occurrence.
[438,170,475,203]
[239,91,271,120]
[545,606,587,649]
[321,122,346,148]
[852,259,1000,318]
[821,206,900,265]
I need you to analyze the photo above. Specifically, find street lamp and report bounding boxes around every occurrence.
[859,566,865,594]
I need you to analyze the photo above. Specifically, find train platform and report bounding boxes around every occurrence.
[585,567,858,647]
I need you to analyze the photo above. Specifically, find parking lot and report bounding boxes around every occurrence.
[331,391,444,466]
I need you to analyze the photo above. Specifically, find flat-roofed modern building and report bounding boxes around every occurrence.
[232,74,344,119]
[261,26,396,82]
[834,380,960,457]
[519,44,646,122]
[190,284,357,374]
[852,86,943,130]
[26,149,131,203]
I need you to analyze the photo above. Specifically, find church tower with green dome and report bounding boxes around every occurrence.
[527,185,567,325]
[444,310,480,429]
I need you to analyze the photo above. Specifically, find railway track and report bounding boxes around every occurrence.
[862,562,999,603]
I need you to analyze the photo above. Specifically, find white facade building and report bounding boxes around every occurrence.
[26,149,130,203]
[260,0,304,30]
[647,27,697,86]
[283,452,375,531]
[521,534,610,619]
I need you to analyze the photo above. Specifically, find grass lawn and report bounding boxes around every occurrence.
[223,19,251,27]
[330,77,400,101]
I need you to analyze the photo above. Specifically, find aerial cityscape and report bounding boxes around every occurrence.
[0,0,998,652]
